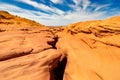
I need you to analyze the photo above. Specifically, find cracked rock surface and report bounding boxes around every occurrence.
[56,16,120,80]
[1,11,120,80]
[0,28,63,80]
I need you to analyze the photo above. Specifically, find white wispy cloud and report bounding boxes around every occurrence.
[82,0,91,10]
[16,0,53,11]
[50,0,64,4]
[72,0,81,6]
[16,0,65,15]
[94,4,111,11]
[72,0,91,11]
[0,0,119,26]
[0,3,51,21]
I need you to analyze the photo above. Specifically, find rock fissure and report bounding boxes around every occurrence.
[50,55,67,80]
[90,38,120,48]
[94,72,103,80]
[47,34,67,80]
[0,49,33,61]
[1,11,120,80]
[81,39,94,49]
[47,36,58,49]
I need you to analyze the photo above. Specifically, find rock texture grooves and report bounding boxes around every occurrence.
[1,11,120,80]
[0,29,64,80]
[0,11,66,80]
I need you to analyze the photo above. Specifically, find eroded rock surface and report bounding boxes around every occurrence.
[0,11,64,80]
[0,28,64,80]
[0,11,120,80]
[56,16,120,80]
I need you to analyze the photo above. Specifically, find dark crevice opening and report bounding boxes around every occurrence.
[50,56,67,80]
[47,36,58,49]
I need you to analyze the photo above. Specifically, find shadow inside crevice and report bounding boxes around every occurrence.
[50,57,67,80]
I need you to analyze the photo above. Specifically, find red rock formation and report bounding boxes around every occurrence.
[0,11,63,80]
[57,16,120,80]
[0,11,120,80]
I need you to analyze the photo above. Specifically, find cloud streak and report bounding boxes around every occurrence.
[50,0,64,4]
[16,0,65,15]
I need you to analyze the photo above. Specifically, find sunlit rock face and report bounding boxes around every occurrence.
[0,11,120,80]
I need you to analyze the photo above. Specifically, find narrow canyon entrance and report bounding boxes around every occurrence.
[50,56,67,80]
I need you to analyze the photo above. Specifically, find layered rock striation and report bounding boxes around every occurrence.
[0,11,120,80]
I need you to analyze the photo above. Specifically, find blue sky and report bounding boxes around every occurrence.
[0,0,120,26]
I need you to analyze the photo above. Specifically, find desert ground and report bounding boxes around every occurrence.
[0,11,120,80]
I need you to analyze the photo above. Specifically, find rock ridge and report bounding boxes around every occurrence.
[0,11,120,80]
